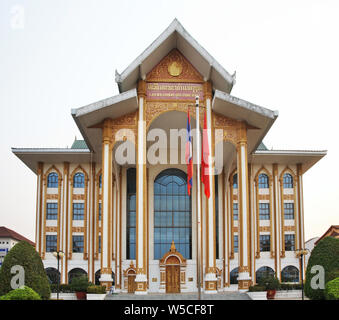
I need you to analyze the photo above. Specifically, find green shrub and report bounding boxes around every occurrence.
[87,285,106,294]
[258,275,280,290]
[279,283,302,291]
[51,283,73,293]
[0,241,51,299]
[0,286,41,300]
[70,275,91,292]
[305,237,339,300]
[248,285,266,292]
[325,277,339,300]
[327,270,339,282]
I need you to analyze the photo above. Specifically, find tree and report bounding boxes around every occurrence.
[0,241,51,299]
[305,237,339,300]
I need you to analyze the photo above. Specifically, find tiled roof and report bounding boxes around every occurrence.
[256,142,268,151]
[71,139,88,149]
[0,226,35,246]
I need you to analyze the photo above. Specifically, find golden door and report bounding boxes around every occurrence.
[128,275,136,293]
[166,265,180,293]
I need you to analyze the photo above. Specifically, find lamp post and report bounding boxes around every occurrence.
[295,248,309,300]
[52,250,64,300]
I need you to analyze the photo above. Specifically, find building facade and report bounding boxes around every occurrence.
[0,226,35,267]
[12,20,326,294]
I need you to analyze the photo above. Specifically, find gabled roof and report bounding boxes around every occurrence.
[0,226,35,246]
[315,225,339,245]
[115,18,235,94]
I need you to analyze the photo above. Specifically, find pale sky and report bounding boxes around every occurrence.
[0,0,338,242]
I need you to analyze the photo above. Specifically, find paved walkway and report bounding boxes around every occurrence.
[105,292,251,300]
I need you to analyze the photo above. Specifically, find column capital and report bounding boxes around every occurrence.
[137,79,147,98]
[102,118,113,144]
[204,81,213,100]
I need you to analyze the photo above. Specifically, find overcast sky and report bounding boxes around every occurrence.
[0,0,338,243]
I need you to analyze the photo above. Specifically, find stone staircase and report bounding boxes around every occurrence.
[105,292,251,300]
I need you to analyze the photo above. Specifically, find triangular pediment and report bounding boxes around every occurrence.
[146,49,204,83]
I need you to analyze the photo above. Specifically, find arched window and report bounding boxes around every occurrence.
[68,268,87,284]
[154,168,191,259]
[281,265,299,283]
[47,172,58,188]
[283,173,293,189]
[258,173,269,189]
[73,172,85,188]
[230,267,239,284]
[233,174,238,189]
[256,266,275,284]
[45,267,60,285]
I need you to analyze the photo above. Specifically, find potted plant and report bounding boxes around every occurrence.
[247,285,267,300]
[87,285,107,300]
[70,276,90,300]
[259,275,280,300]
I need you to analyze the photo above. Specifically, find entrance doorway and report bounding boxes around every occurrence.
[165,256,180,293]
[127,270,136,293]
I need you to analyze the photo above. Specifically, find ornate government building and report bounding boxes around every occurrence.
[13,20,325,294]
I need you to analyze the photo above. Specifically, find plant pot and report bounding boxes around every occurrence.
[75,291,87,300]
[266,289,276,300]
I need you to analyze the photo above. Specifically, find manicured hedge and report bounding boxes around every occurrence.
[87,285,106,294]
[325,277,339,300]
[0,241,51,299]
[305,237,339,300]
[0,286,41,300]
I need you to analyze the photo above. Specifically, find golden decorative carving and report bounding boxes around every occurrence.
[168,61,183,77]
[283,194,294,200]
[146,101,205,129]
[72,227,84,233]
[72,194,85,200]
[284,226,295,232]
[146,49,203,83]
[46,194,58,200]
[259,226,270,232]
[46,227,57,233]
[110,111,138,147]
[258,194,270,200]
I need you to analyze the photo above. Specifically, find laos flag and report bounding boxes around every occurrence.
[185,110,193,195]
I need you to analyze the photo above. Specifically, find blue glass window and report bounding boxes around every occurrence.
[234,235,238,253]
[47,172,58,188]
[126,168,136,260]
[72,236,84,253]
[285,234,295,251]
[73,203,84,220]
[73,172,85,188]
[46,235,57,252]
[284,203,294,220]
[283,173,293,189]
[258,174,269,189]
[154,169,191,259]
[98,203,102,221]
[233,203,238,221]
[46,203,58,220]
[256,266,275,283]
[233,174,238,189]
[259,203,270,220]
[98,235,101,254]
[281,265,299,283]
[259,235,270,252]
[99,174,102,188]
[230,267,238,284]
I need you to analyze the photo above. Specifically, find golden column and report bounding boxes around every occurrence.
[99,118,114,289]
[236,123,252,291]
[135,80,148,294]
[36,162,44,256]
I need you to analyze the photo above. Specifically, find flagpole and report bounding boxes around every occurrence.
[195,96,202,300]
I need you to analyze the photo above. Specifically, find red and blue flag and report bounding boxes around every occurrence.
[185,109,193,195]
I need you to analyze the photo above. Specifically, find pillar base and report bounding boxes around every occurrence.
[238,272,251,292]
[135,274,148,295]
[99,272,113,290]
[204,272,218,293]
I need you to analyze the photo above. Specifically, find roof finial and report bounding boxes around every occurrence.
[170,240,176,252]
